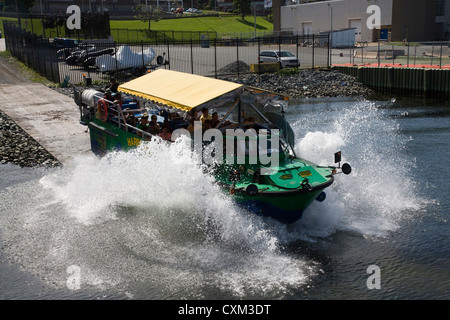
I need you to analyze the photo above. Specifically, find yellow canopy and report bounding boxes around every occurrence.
[118,69,243,111]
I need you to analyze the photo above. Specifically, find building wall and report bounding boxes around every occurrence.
[391,0,437,41]
[280,0,393,42]
[279,0,450,41]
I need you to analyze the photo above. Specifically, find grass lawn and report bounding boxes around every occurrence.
[1,14,273,41]
[111,15,272,34]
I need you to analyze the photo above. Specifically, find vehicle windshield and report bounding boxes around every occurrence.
[278,51,295,57]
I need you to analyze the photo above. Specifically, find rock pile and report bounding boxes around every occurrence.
[220,69,374,98]
[218,61,251,74]
[0,110,60,168]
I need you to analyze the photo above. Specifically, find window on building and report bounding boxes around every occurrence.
[436,0,445,17]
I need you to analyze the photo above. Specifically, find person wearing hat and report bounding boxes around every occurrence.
[104,88,114,103]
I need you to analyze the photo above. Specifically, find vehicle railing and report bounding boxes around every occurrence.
[95,94,154,141]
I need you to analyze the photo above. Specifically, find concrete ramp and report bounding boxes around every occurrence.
[0,82,92,165]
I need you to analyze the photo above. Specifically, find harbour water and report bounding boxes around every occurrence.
[0,97,448,300]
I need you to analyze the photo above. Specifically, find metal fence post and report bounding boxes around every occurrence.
[327,33,330,68]
[236,37,240,78]
[141,40,145,69]
[407,43,410,68]
[312,34,315,69]
[431,45,434,66]
[214,37,217,78]
[378,41,381,67]
[258,36,261,74]
[190,38,194,74]
[114,41,118,80]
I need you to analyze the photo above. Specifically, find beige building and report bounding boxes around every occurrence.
[276,0,450,42]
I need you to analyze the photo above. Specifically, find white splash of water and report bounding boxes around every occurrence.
[1,135,315,297]
[289,99,426,238]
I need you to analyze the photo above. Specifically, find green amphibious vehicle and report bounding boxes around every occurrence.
[74,69,351,224]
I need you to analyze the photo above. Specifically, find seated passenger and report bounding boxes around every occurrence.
[200,107,212,123]
[148,115,161,135]
[202,119,212,132]
[210,112,220,128]
[104,88,114,103]
[124,109,137,127]
[159,126,172,141]
[187,118,195,134]
[136,113,149,137]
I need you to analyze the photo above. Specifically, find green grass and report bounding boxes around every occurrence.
[111,15,272,34]
[1,15,273,41]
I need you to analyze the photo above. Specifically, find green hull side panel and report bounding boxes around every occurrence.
[88,120,142,156]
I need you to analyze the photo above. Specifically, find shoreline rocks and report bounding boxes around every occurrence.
[219,69,375,99]
[0,110,60,168]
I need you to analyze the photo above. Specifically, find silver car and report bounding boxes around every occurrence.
[258,50,300,68]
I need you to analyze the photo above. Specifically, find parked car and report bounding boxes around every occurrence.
[185,8,202,13]
[258,50,300,68]
[53,38,79,50]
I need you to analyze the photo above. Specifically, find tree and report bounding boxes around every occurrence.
[233,0,252,20]
[133,4,165,31]
[2,0,36,12]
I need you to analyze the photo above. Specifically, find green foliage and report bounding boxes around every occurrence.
[233,0,252,19]
[276,67,300,76]
[133,4,165,31]
[1,0,36,12]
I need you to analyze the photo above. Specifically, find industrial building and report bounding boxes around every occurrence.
[274,0,450,42]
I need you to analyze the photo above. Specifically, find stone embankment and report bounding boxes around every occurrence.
[0,109,60,167]
[219,67,375,98]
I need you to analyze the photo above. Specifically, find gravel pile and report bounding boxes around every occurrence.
[0,110,60,168]
[218,61,251,74]
[220,69,374,98]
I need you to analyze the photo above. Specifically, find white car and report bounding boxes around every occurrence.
[258,50,300,68]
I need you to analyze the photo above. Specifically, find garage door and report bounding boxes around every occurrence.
[349,19,362,42]
[302,22,312,36]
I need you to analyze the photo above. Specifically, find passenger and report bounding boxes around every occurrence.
[136,113,150,137]
[202,119,212,132]
[148,114,161,135]
[200,107,212,123]
[104,88,114,103]
[159,126,172,141]
[187,118,195,134]
[210,112,220,128]
[107,77,120,93]
[124,109,137,127]
[193,110,200,121]
[113,92,123,109]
